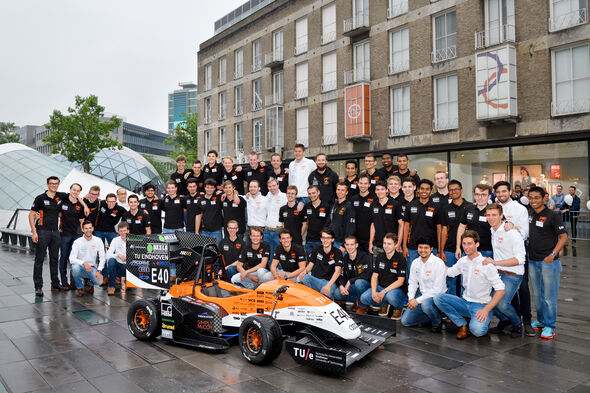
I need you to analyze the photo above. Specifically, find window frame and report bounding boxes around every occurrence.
[433,73,459,131]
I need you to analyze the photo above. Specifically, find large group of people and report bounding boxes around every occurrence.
[29,144,571,341]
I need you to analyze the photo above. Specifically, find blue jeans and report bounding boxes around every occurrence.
[304,241,321,259]
[401,297,442,327]
[333,241,343,250]
[302,274,338,298]
[71,264,104,289]
[333,279,371,302]
[296,197,311,205]
[444,251,460,296]
[59,235,79,285]
[94,231,117,247]
[107,258,126,289]
[493,273,523,326]
[529,259,561,329]
[231,269,270,289]
[359,286,407,310]
[202,229,223,244]
[480,250,493,258]
[163,227,183,234]
[434,293,491,337]
[224,265,238,281]
[264,228,280,267]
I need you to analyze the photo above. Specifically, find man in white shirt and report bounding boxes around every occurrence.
[288,144,316,204]
[401,238,447,332]
[246,179,267,238]
[264,178,287,266]
[434,230,505,339]
[106,221,129,295]
[116,188,129,210]
[484,203,526,338]
[70,220,106,297]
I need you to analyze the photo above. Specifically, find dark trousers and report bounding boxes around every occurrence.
[59,235,79,285]
[34,230,61,290]
[570,215,578,238]
[511,251,532,324]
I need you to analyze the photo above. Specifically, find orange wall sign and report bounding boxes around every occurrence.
[345,84,371,138]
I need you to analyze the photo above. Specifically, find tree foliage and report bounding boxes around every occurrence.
[165,112,198,163]
[45,95,122,173]
[0,122,20,144]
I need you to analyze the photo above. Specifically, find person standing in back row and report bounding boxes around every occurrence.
[288,144,316,204]
[308,153,339,206]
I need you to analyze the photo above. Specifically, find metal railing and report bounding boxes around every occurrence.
[321,79,337,93]
[431,45,457,63]
[264,51,283,66]
[1,209,34,249]
[562,210,590,240]
[294,43,307,55]
[265,94,284,106]
[322,134,337,146]
[344,12,369,33]
[344,68,370,85]
[388,60,409,75]
[389,124,410,137]
[475,24,515,50]
[549,7,588,32]
[252,59,262,72]
[294,88,308,100]
[432,117,458,131]
[234,70,243,79]
[551,98,590,117]
[321,30,336,45]
[387,0,408,19]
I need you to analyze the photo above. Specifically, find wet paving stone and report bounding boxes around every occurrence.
[72,310,110,325]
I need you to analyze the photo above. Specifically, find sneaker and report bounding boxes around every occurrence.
[107,288,115,296]
[540,327,555,340]
[489,320,511,334]
[524,324,537,337]
[391,309,402,320]
[531,320,545,331]
[431,323,442,333]
[510,323,522,339]
[35,289,44,297]
[378,305,390,317]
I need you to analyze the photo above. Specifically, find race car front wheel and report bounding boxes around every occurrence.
[239,315,283,364]
[127,299,161,340]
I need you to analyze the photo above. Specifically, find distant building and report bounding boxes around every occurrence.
[168,81,198,134]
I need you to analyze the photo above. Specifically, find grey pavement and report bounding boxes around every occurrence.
[0,242,588,393]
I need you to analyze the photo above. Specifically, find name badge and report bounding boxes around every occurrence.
[44,200,50,205]
[174,199,180,204]
[328,260,335,265]
[280,254,286,260]
[186,200,191,204]
[135,220,141,224]
[425,211,433,217]
[232,175,237,180]
[385,209,392,214]
[283,212,288,217]
[373,208,379,214]
[223,245,229,251]
[140,203,146,208]
[247,252,253,257]
[62,205,68,210]
[411,207,418,213]
[536,221,544,227]
[370,179,376,184]
[247,171,252,176]
[448,211,455,218]
[319,212,326,217]
[101,207,106,213]
[211,201,216,205]
[126,219,132,223]
[256,254,262,259]
[479,216,487,222]
[278,177,283,182]
[353,201,360,207]
[466,213,473,220]
[152,206,158,210]
[232,203,238,207]
[350,184,357,189]
[175,178,180,183]
[212,168,217,172]
[432,197,440,203]
[111,213,117,217]
[364,202,371,208]
[201,200,207,205]
[307,209,312,215]
[317,254,323,261]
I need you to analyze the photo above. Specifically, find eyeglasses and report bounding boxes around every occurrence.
[48,182,59,185]
[227,227,239,230]
[448,188,461,192]
[320,236,333,240]
[474,193,489,197]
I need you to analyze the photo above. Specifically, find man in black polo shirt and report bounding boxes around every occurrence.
[139,184,162,234]
[221,180,246,237]
[431,170,450,208]
[400,177,416,215]
[221,156,245,194]
[456,184,493,259]
[329,182,356,250]
[344,160,360,200]
[29,176,68,296]
[300,228,343,298]
[186,160,205,193]
[350,174,376,253]
[161,180,185,232]
[358,233,407,319]
[83,185,101,225]
[279,186,304,245]
[59,183,87,290]
[230,227,271,289]
[203,150,223,187]
[267,153,288,193]
[376,152,396,180]
[94,193,126,246]
[334,236,372,307]
[364,153,382,194]
[527,186,568,340]
[262,229,307,282]
[369,181,403,256]
[170,155,190,196]
[183,178,201,233]
[439,180,471,295]
[393,154,420,185]
[218,220,245,281]
[245,151,269,195]
[403,179,440,272]
[121,195,151,235]
[302,185,331,257]
[308,153,339,206]
[195,179,224,244]
[387,175,404,204]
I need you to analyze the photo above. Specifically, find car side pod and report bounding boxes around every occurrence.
[285,312,396,373]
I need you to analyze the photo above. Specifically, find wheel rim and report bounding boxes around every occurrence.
[134,308,150,332]
[246,327,262,354]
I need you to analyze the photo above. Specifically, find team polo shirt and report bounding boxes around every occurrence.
[309,246,343,281]
[195,195,223,232]
[267,167,289,193]
[219,237,244,267]
[83,198,99,226]
[203,162,223,186]
[461,205,492,251]
[370,197,403,247]
[399,197,414,215]
[350,192,377,243]
[279,204,304,244]
[329,199,356,243]
[273,244,307,272]
[366,169,383,194]
[161,195,185,229]
[528,207,567,261]
[302,201,331,242]
[431,192,451,209]
[183,193,201,232]
[390,193,404,204]
[344,176,360,199]
[222,196,247,234]
[308,167,339,205]
[376,166,398,181]
[339,251,373,287]
[185,171,205,193]
[239,242,271,270]
[222,166,245,195]
[374,252,407,289]
[393,168,420,185]
[170,169,190,195]
[245,164,269,195]
[403,199,440,249]
[122,209,151,235]
[139,198,162,233]
[59,195,85,236]
[95,203,126,233]
[440,199,472,252]
[31,191,67,231]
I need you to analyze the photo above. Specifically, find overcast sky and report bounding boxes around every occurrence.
[0,0,245,133]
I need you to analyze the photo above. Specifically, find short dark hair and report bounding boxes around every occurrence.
[493,181,511,191]
[336,181,349,190]
[143,184,155,192]
[204,178,217,187]
[345,159,357,168]
[529,186,546,198]
[307,185,319,192]
[570,185,577,190]
[117,221,129,230]
[461,230,480,244]
[344,235,357,243]
[416,237,433,247]
[358,173,371,181]
[207,150,218,157]
[82,220,94,228]
[128,194,139,202]
[383,232,398,243]
[374,180,387,189]
[474,183,492,194]
[397,153,409,160]
[105,193,117,201]
[381,152,393,159]
[249,226,264,236]
[486,203,503,214]
[186,178,198,186]
[294,144,305,150]
[320,228,335,239]
[69,183,82,191]
[278,229,292,238]
[418,179,434,189]
[192,160,202,165]
[448,179,462,189]
[47,176,59,183]
[402,177,416,186]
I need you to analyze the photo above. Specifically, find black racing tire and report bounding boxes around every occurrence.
[239,315,283,364]
[127,299,161,340]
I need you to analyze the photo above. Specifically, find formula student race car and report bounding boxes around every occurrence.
[125,231,395,373]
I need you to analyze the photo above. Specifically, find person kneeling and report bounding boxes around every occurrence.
[401,238,447,332]
[106,221,129,295]
[334,235,372,310]
[299,228,343,299]
[262,229,307,283]
[358,233,407,320]
[70,220,106,297]
[231,227,270,289]
[434,230,505,339]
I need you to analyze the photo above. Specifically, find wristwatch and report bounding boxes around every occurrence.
[551,251,558,258]
[382,288,389,294]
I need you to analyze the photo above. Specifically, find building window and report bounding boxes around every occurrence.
[322,52,337,92]
[253,79,263,111]
[346,41,370,84]
[271,71,283,105]
[551,43,590,116]
[295,62,308,100]
[390,85,410,136]
[322,4,337,45]
[388,0,408,19]
[296,108,309,146]
[272,30,283,62]
[234,48,243,79]
[204,97,212,124]
[204,64,212,90]
[295,18,308,55]
[204,130,212,154]
[252,39,262,72]
[234,85,243,116]
[265,106,284,151]
[322,101,337,145]
[352,0,370,28]
[218,56,227,86]
[218,92,226,120]
[253,119,263,152]
[433,74,458,131]
[219,127,227,157]
[235,123,244,155]
[432,10,457,63]
[549,0,588,32]
[475,0,515,49]
[389,27,409,74]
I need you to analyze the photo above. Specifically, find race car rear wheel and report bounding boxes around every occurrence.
[127,299,161,340]
[239,315,283,364]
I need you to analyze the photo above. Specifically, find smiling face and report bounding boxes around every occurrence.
[402,181,415,198]
[69,184,81,199]
[529,190,545,210]
[207,152,217,165]
[308,187,319,202]
[485,208,503,227]
[106,196,117,209]
[381,154,393,168]
[128,198,139,211]
[346,163,357,178]
[434,172,448,190]
[461,236,479,257]
[418,183,432,200]
[495,185,511,204]
[336,184,348,200]
[364,156,376,171]
[222,158,233,172]
[397,156,409,171]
